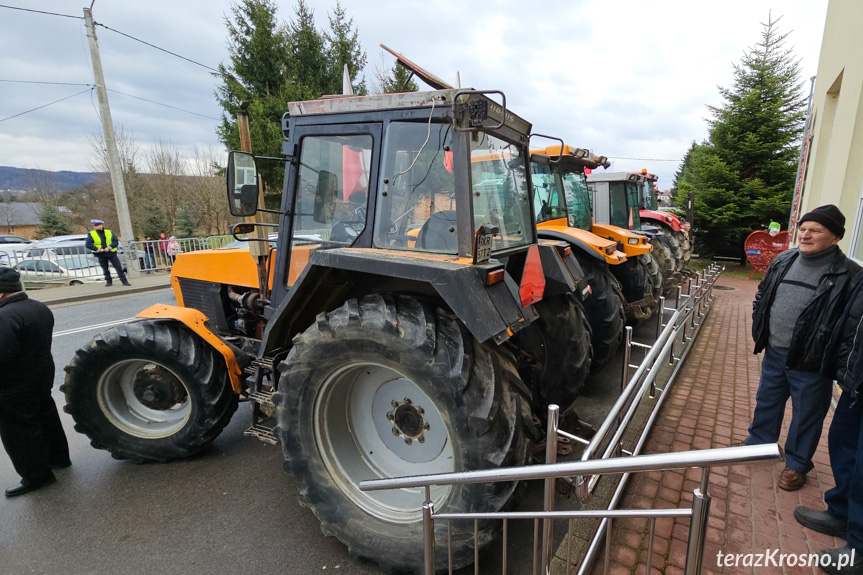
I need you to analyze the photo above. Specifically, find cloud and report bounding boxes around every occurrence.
[0,0,827,187]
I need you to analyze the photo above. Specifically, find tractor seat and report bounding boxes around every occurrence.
[416,210,458,253]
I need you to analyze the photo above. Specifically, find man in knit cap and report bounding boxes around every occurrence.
[747,204,862,490]
[0,267,70,496]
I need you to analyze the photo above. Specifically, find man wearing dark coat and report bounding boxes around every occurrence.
[745,205,862,490]
[0,267,70,496]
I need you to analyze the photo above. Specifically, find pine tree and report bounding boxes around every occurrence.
[287,0,328,97]
[36,208,72,238]
[215,0,298,202]
[382,63,419,94]
[175,204,199,238]
[678,15,806,257]
[323,2,367,95]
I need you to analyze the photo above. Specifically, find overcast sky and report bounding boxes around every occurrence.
[0,1,828,188]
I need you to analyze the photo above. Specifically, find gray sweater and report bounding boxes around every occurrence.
[768,246,837,353]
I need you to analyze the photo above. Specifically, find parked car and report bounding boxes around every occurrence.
[13,256,117,288]
[16,236,129,271]
[0,235,32,265]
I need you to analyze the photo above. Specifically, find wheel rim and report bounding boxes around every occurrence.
[97,360,192,438]
[314,362,454,523]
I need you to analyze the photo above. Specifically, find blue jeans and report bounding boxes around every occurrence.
[745,345,834,473]
[826,391,863,552]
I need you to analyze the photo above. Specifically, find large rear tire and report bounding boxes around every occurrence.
[274,295,533,574]
[573,254,625,374]
[676,230,692,265]
[640,253,663,301]
[514,293,592,412]
[61,321,238,462]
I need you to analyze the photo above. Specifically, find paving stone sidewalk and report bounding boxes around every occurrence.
[598,274,845,575]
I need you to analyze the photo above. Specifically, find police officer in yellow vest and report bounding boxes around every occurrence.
[85,219,130,287]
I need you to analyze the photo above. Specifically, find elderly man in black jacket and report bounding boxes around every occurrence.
[0,267,70,496]
[745,205,862,491]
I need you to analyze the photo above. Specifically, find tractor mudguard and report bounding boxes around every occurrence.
[539,230,606,262]
[136,304,247,393]
[261,248,540,355]
[535,241,584,298]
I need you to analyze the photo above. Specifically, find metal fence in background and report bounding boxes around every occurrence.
[127,235,236,273]
[0,235,237,285]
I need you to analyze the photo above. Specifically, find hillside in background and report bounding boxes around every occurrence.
[0,166,99,193]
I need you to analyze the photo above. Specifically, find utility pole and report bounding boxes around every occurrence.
[84,7,137,275]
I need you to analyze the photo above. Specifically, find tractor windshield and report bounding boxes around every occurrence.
[608,181,642,230]
[561,172,592,230]
[531,162,565,224]
[375,121,457,253]
[470,133,532,252]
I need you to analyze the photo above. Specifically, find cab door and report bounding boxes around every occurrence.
[270,123,381,306]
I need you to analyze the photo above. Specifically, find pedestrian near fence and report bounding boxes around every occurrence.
[86,219,130,287]
[793,277,863,573]
[0,267,70,497]
[745,205,862,490]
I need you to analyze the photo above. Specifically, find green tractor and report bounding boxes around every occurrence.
[62,89,595,573]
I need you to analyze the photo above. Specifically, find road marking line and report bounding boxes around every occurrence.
[53,318,136,338]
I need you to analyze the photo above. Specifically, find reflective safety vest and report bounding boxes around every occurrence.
[89,229,117,252]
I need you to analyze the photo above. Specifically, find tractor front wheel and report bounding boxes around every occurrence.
[62,321,238,462]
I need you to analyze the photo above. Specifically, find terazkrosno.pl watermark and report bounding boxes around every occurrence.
[717,549,856,570]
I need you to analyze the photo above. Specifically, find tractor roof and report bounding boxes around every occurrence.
[585,172,647,183]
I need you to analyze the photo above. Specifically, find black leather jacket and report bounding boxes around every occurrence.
[823,280,863,400]
[752,247,862,371]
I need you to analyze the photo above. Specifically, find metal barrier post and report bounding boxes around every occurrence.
[422,486,435,575]
[541,405,559,575]
[684,468,711,575]
[621,327,633,394]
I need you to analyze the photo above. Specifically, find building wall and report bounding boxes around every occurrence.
[0,224,38,239]
[800,0,863,258]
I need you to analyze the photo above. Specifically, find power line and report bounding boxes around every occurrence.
[95,22,220,74]
[0,88,92,123]
[106,88,221,121]
[0,79,91,87]
[0,4,82,19]
[607,156,681,162]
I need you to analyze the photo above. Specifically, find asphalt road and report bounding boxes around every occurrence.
[0,289,657,575]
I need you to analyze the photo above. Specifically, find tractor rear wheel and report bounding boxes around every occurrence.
[676,230,693,265]
[649,237,677,295]
[274,294,533,574]
[572,254,625,374]
[62,321,238,462]
[640,253,663,301]
[513,292,592,412]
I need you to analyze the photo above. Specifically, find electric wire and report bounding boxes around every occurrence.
[95,22,220,74]
[0,4,81,19]
[607,156,680,162]
[106,88,221,121]
[0,80,91,87]
[0,88,92,123]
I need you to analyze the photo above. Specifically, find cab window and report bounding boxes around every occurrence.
[470,133,532,252]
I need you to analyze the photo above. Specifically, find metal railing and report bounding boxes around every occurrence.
[573,265,723,575]
[360,405,780,575]
[359,264,731,574]
[127,235,237,273]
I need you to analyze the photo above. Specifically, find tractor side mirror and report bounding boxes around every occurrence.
[313,170,338,224]
[227,151,260,217]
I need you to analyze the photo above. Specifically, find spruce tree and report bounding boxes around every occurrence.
[215,0,301,203]
[323,2,367,95]
[675,15,806,257]
[382,63,419,94]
